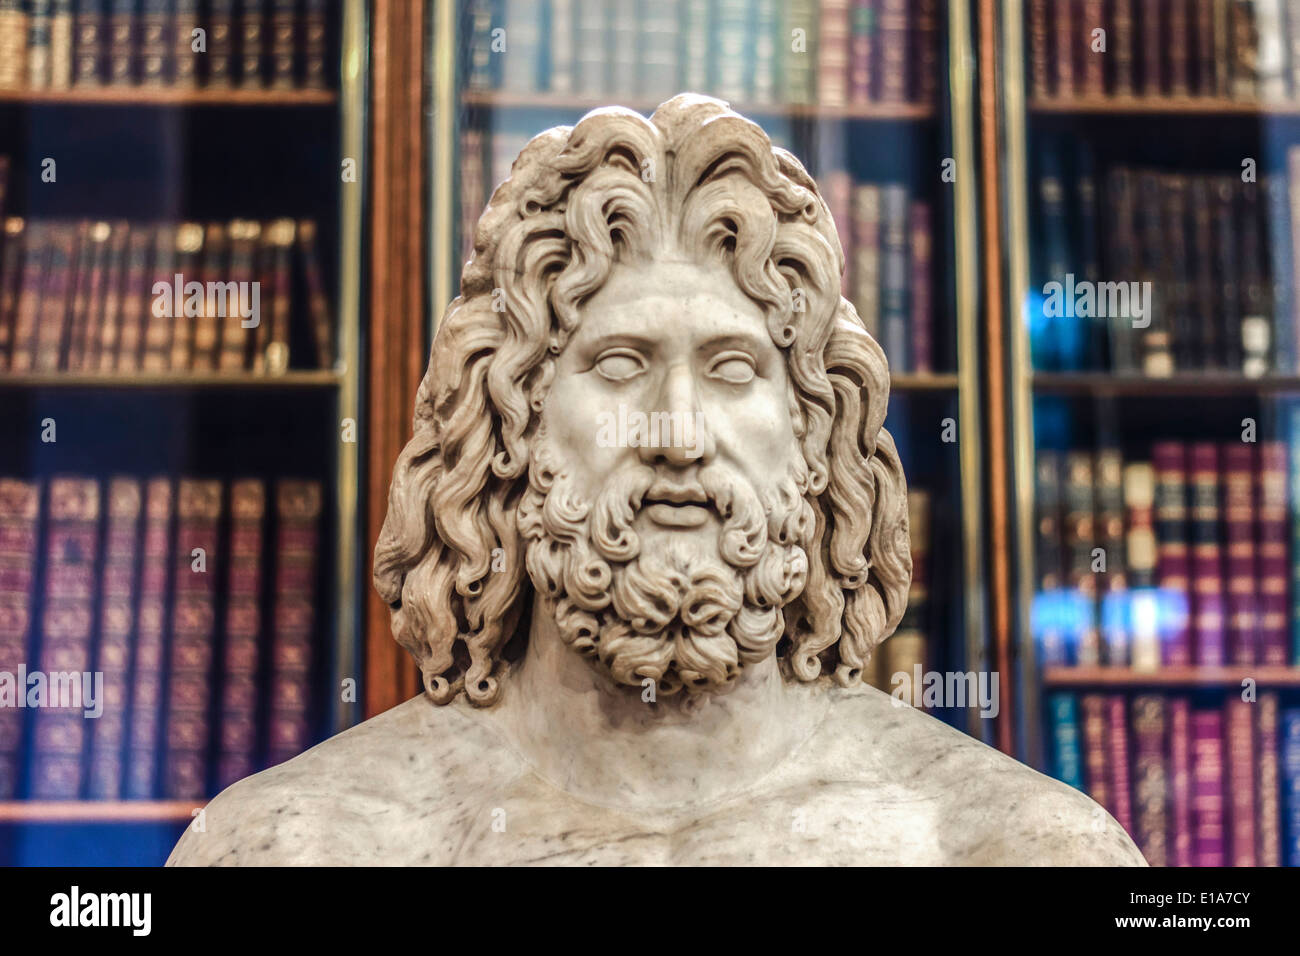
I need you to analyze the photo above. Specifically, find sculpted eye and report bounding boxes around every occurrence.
[708,352,756,384]
[594,349,646,382]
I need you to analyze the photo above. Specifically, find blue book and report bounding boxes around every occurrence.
[1289,405,1300,663]
[1281,709,1300,867]
[1267,173,1295,373]
[1047,692,1084,792]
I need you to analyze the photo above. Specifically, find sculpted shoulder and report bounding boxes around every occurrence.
[166,696,527,866]
[790,686,1147,866]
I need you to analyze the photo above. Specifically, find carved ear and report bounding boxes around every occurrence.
[821,305,911,679]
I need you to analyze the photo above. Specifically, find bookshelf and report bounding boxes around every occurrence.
[0,0,368,865]
[402,0,991,739]
[997,0,1300,867]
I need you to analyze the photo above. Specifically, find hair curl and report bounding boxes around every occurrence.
[374,94,911,706]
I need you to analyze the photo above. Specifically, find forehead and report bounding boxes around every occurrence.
[568,258,772,350]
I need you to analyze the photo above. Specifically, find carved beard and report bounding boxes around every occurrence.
[517,430,815,698]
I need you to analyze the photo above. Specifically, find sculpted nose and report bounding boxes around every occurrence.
[637,362,716,466]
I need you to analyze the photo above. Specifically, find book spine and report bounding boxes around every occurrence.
[217,479,265,790]
[297,218,332,370]
[142,223,178,372]
[1154,441,1193,666]
[459,128,484,262]
[0,479,41,799]
[879,183,909,372]
[115,227,153,373]
[72,0,101,85]
[1191,708,1226,866]
[30,476,100,799]
[500,0,541,93]
[1095,449,1129,666]
[547,0,575,97]
[0,1,29,90]
[750,0,777,104]
[1167,0,1193,94]
[1048,692,1085,790]
[264,218,293,373]
[1196,0,1218,94]
[1189,177,1220,369]
[239,0,267,87]
[1124,462,1160,669]
[139,0,170,87]
[1290,407,1300,664]
[76,221,114,371]
[1257,692,1282,866]
[268,0,294,89]
[1169,696,1195,866]
[1279,708,1300,865]
[1081,693,1111,811]
[678,0,708,94]
[302,0,326,89]
[1105,693,1133,835]
[849,0,875,102]
[0,217,25,371]
[715,0,750,103]
[1257,441,1290,665]
[850,184,880,341]
[1114,0,1136,94]
[825,170,852,299]
[909,200,932,374]
[1053,0,1075,98]
[163,479,222,800]
[169,223,204,370]
[28,0,53,89]
[1188,442,1226,666]
[1035,452,1067,667]
[95,221,130,372]
[125,477,173,799]
[1238,177,1271,375]
[1132,694,1168,866]
[1257,0,1290,99]
[1266,173,1295,373]
[1064,451,1101,666]
[1081,0,1105,96]
[1225,696,1256,865]
[64,220,106,372]
[9,220,50,373]
[219,218,260,372]
[818,0,851,108]
[1290,0,1300,95]
[174,0,199,88]
[191,221,227,369]
[1140,0,1162,95]
[1231,0,1259,98]
[464,0,496,92]
[33,223,77,372]
[267,479,322,766]
[87,476,142,799]
[209,0,236,88]
[1222,443,1258,665]
[875,0,905,103]
[107,0,134,86]
[1104,169,1140,372]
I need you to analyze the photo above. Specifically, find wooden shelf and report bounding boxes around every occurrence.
[891,373,960,391]
[1032,372,1300,396]
[1043,666,1300,688]
[1030,95,1300,116]
[0,87,337,107]
[0,800,201,823]
[463,90,935,120]
[0,370,343,388]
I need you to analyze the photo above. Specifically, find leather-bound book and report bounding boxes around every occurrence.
[107,0,135,86]
[1265,173,1294,374]
[216,479,265,790]
[163,479,223,800]
[850,184,881,341]
[1229,0,1259,99]
[219,218,260,372]
[1221,443,1257,665]
[875,0,906,103]
[30,476,100,799]
[1113,0,1135,95]
[1256,0,1289,100]
[190,222,227,370]
[1195,0,1217,95]
[1035,452,1067,667]
[0,479,41,799]
[1159,175,1193,372]
[1047,692,1085,791]
[269,0,295,88]
[879,183,909,371]
[125,477,174,799]
[1211,176,1241,372]
[1081,0,1105,96]
[1064,451,1101,666]
[173,0,199,87]
[1080,693,1111,811]
[208,0,236,87]
[141,223,178,373]
[849,0,876,103]
[115,226,154,373]
[33,222,79,372]
[1153,441,1192,666]
[713,0,748,102]
[65,221,110,372]
[1257,691,1282,866]
[1191,708,1226,866]
[87,477,142,798]
[1188,442,1225,667]
[266,480,322,766]
[76,221,114,371]
[1123,461,1160,670]
[27,0,52,89]
[1095,449,1129,666]
[297,219,332,370]
[94,221,131,372]
[465,0,496,92]
[49,0,73,88]
[1238,178,1270,376]
[0,1,28,90]
[818,0,851,108]
[166,222,203,371]
[908,201,932,373]
[238,0,266,87]
[1189,177,1219,369]
[1103,168,1140,371]
[138,0,169,86]
[1257,441,1289,665]
[9,220,50,373]
[1131,694,1168,866]
[1167,0,1192,95]
[73,0,103,85]
[1053,0,1075,98]
[1136,172,1173,376]
[1139,0,1162,95]
[1225,696,1256,866]
[302,0,327,89]
[263,218,294,374]
[1168,696,1194,866]
[1105,694,1133,836]
[0,217,24,371]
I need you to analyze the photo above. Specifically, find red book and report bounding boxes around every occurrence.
[267,480,322,767]
[1225,697,1256,866]
[125,478,174,798]
[1221,443,1257,665]
[0,217,25,371]
[1191,709,1226,867]
[1168,696,1194,867]
[8,220,50,373]
[1189,443,1225,666]
[1154,441,1192,666]
[163,479,223,800]
[217,480,266,790]
[1105,693,1134,836]
[876,0,907,103]
[1132,694,1168,866]
[1257,441,1289,665]
[1258,691,1283,866]
[1054,0,1076,98]
[30,477,101,799]
[115,226,153,373]
[33,223,78,372]
[87,477,142,799]
[297,219,333,370]
[1081,693,1111,811]
[0,479,41,799]
[93,221,130,373]
[911,0,938,103]
[1081,0,1105,95]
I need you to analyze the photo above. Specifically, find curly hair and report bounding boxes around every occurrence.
[373,94,911,707]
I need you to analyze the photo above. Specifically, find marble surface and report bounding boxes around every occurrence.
[167,683,1145,866]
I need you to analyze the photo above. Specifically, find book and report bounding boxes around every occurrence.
[217,479,266,790]
[818,0,851,108]
[0,1,27,90]
[29,476,100,799]
[0,217,24,370]
[1153,441,1192,666]
[849,184,880,341]
[1257,692,1282,866]
[908,201,932,374]
[1188,442,1226,666]
[1095,449,1129,666]
[1257,441,1289,665]
[879,183,909,371]
[1047,692,1085,791]
[1131,694,1168,866]
[1080,693,1111,811]
[0,478,40,798]
[72,0,101,86]
[297,219,333,371]
[1225,696,1256,865]
[1063,451,1100,666]
[1105,693,1133,835]
[1034,452,1067,667]
[849,0,876,102]
[1123,461,1160,670]
[1221,442,1257,665]
[876,0,905,102]
[1191,708,1226,867]
[1169,696,1194,866]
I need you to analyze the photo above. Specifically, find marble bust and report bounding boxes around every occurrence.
[169,95,1144,866]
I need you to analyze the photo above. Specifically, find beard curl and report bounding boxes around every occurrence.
[518,437,814,698]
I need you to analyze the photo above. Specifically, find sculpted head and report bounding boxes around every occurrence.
[374,94,910,707]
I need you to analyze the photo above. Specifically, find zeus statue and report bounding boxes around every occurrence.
[169,95,1145,866]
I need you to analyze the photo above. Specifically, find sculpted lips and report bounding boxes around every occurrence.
[642,479,710,528]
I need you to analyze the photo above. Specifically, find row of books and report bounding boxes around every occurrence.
[1032,152,1300,375]
[0,0,330,92]
[1034,440,1300,669]
[1029,0,1300,103]
[460,131,937,373]
[1049,691,1300,866]
[464,0,938,107]
[0,214,335,376]
[0,474,323,801]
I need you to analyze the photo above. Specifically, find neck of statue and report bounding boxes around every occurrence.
[491,596,831,811]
